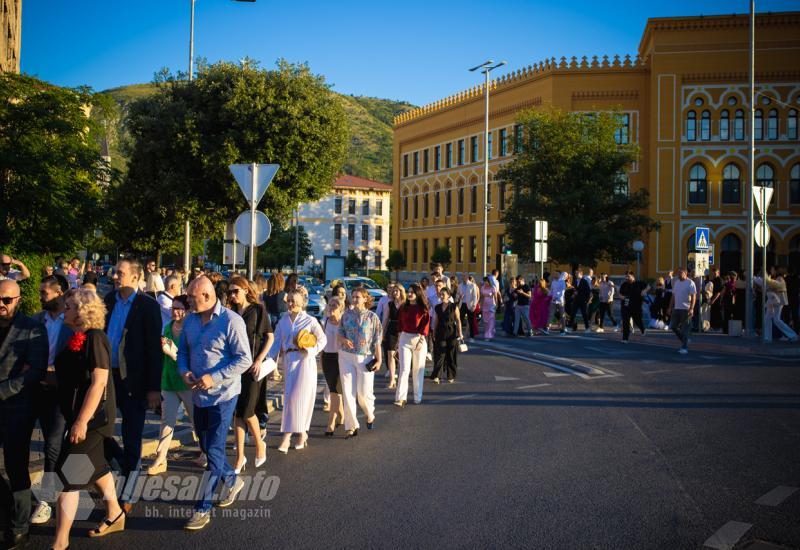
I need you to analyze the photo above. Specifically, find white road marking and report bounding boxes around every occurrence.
[429,393,478,404]
[686,365,715,370]
[755,485,799,506]
[584,346,610,354]
[516,383,552,389]
[703,521,752,550]
[543,372,570,378]
[642,369,671,374]
[476,345,591,379]
[494,376,521,382]
[700,355,720,360]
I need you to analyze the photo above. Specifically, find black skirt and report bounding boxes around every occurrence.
[321,352,341,394]
[56,429,112,491]
[235,372,265,419]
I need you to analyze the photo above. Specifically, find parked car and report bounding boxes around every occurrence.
[306,292,326,320]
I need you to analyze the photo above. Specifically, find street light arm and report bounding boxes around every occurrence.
[469,60,494,72]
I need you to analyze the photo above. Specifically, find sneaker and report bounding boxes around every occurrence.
[447,379,455,384]
[622,340,629,344]
[30,501,52,525]
[184,510,211,531]
[217,477,245,508]
[432,377,440,384]
[613,326,620,333]
[678,348,688,355]
[559,331,567,336]
[595,327,605,333]
[194,454,208,469]
[426,353,433,362]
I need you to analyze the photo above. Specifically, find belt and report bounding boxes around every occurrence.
[286,348,301,353]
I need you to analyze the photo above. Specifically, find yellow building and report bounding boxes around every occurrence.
[392,11,800,279]
[1,0,21,73]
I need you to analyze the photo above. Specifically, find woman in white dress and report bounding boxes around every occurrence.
[267,287,326,453]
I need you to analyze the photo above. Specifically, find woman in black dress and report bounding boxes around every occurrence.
[52,289,123,550]
[381,284,405,389]
[227,275,273,473]
[430,286,463,383]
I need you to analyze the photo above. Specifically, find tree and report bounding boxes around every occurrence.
[386,249,406,281]
[0,73,106,254]
[499,109,658,270]
[345,251,364,270]
[111,59,349,257]
[257,224,312,270]
[430,246,452,270]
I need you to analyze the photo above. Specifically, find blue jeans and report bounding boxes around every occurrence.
[193,398,237,512]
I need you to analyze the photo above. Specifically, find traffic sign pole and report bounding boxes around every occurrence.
[761,185,768,344]
[250,163,257,280]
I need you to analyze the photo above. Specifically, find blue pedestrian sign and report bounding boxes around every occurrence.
[695,227,710,251]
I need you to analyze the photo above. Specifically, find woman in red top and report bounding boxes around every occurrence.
[394,284,430,407]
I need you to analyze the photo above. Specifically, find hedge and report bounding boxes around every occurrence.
[367,272,389,290]
[14,253,54,315]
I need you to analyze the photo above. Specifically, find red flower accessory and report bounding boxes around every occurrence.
[67,332,87,352]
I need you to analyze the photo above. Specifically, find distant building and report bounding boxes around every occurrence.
[298,174,392,271]
[393,11,800,278]
[1,0,21,73]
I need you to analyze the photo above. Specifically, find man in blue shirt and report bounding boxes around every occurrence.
[178,276,252,531]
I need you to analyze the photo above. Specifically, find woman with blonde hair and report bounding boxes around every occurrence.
[52,289,123,548]
[338,287,383,435]
[227,275,273,472]
[321,297,345,435]
[267,287,326,452]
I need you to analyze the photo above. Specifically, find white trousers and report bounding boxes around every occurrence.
[396,332,427,404]
[155,390,195,463]
[765,303,798,342]
[338,351,376,432]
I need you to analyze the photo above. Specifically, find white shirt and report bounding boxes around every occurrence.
[672,278,697,311]
[0,268,23,281]
[458,282,479,310]
[488,275,500,294]
[375,295,391,322]
[156,291,174,331]
[43,312,65,367]
[322,317,340,353]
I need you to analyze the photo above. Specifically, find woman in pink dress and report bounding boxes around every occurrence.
[529,278,552,334]
[480,276,501,340]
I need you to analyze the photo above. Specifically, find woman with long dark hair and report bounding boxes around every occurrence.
[394,284,430,407]
[430,286,462,383]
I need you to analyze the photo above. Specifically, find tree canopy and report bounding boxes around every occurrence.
[0,73,106,254]
[109,59,350,256]
[257,224,312,270]
[499,109,658,269]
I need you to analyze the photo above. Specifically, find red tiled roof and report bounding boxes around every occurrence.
[333,174,392,191]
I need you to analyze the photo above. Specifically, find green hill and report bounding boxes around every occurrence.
[101,83,414,184]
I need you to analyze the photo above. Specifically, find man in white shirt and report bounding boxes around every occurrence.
[668,266,697,354]
[550,271,568,334]
[432,264,450,292]
[157,275,182,330]
[145,260,165,294]
[457,274,480,341]
[0,254,30,282]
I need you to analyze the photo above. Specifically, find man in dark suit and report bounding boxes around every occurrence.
[0,280,48,550]
[571,268,593,332]
[103,259,161,511]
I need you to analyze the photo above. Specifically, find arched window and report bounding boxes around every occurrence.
[688,164,707,204]
[720,110,730,141]
[734,109,745,140]
[403,196,409,220]
[446,188,453,216]
[686,111,697,141]
[423,193,429,218]
[413,194,419,219]
[434,190,441,217]
[458,187,465,215]
[789,109,798,140]
[756,163,774,188]
[767,108,779,140]
[470,185,477,214]
[721,234,742,275]
[700,110,711,141]
[754,109,763,140]
[790,163,800,204]
[722,164,741,204]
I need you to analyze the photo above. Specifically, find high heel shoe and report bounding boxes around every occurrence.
[294,436,309,450]
[276,443,290,454]
[234,456,247,474]
[87,509,125,538]
[346,428,359,439]
[324,428,335,437]
[254,454,267,468]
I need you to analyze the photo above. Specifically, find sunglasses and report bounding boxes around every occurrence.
[0,263,10,268]
[226,289,241,296]
[0,296,21,305]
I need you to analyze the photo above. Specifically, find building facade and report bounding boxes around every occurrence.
[298,174,392,271]
[392,12,800,279]
[1,0,21,73]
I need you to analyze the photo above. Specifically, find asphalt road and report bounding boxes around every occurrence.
[25,332,800,550]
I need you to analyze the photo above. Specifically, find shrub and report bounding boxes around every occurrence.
[14,253,54,315]
[368,272,389,290]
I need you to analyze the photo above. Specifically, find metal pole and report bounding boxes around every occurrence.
[183,0,196,276]
[294,208,300,273]
[761,187,768,343]
[249,163,257,280]
[482,69,490,279]
[746,0,755,336]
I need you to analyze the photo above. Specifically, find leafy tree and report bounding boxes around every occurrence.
[430,246,452,270]
[386,249,406,281]
[111,59,349,258]
[0,73,106,254]
[499,109,658,270]
[257,224,312,270]
[345,251,364,270]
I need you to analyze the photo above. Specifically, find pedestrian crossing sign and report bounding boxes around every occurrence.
[695,227,710,251]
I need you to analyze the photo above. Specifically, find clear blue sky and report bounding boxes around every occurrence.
[20,0,798,106]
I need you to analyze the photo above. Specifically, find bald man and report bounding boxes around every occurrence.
[0,280,47,548]
[178,276,252,530]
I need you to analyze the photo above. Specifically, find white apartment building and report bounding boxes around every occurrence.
[299,174,392,270]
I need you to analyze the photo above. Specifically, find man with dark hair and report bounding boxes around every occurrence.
[571,269,593,333]
[0,255,30,283]
[619,271,649,343]
[104,258,162,513]
[28,276,72,525]
[513,275,533,337]
[0,280,47,549]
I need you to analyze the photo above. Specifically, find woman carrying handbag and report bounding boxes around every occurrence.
[430,286,463,384]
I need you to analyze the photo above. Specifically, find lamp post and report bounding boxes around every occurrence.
[746,0,756,336]
[183,0,256,275]
[632,240,645,280]
[469,59,506,278]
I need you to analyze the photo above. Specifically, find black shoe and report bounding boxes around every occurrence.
[367,421,374,430]
[324,430,334,437]
[3,532,29,550]
[346,429,359,439]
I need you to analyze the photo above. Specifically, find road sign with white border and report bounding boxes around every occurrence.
[695,227,710,251]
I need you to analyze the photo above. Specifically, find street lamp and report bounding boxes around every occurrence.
[469,59,506,278]
[632,240,645,280]
[183,0,256,275]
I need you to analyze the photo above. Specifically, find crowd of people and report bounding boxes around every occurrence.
[0,253,798,549]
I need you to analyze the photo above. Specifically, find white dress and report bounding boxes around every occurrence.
[268,311,326,433]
